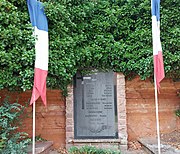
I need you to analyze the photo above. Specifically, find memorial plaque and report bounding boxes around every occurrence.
[74,71,118,139]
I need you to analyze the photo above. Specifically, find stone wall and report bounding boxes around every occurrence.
[0,76,179,149]
[126,77,180,141]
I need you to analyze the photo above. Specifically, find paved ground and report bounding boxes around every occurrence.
[49,150,59,154]
[120,150,146,154]
[139,136,180,154]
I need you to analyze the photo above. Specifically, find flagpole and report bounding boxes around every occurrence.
[154,75,161,154]
[32,100,36,154]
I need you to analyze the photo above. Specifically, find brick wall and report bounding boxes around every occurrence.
[126,77,180,141]
[0,89,66,149]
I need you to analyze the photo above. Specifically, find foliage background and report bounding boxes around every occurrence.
[0,98,30,153]
[0,0,179,93]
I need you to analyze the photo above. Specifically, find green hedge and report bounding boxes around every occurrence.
[0,0,179,93]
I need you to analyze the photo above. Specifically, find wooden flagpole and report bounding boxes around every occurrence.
[154,75,161,154]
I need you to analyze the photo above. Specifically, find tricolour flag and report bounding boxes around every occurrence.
[27,0,49,106]
[151,0,165,92]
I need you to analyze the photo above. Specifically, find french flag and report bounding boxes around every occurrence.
[27,0,49,106]
[151,0,165,91]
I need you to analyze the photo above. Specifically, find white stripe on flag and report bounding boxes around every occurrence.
[152,16,162,56]
[34,27,49,71]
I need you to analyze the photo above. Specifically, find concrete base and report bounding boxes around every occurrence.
[27,141,53,154]
[139,137,180,154]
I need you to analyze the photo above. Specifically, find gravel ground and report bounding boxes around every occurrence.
[49,147,68,154]
[161,130,180,150]
[49,149,146,154]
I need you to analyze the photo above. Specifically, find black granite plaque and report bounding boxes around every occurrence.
[74,71,118,139]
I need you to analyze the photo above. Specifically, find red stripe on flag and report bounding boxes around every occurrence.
[30,68,48,106]
[153,51,165,91]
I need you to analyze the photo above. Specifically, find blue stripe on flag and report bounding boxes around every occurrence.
[27,0,48,32]
[151,0,160,21]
